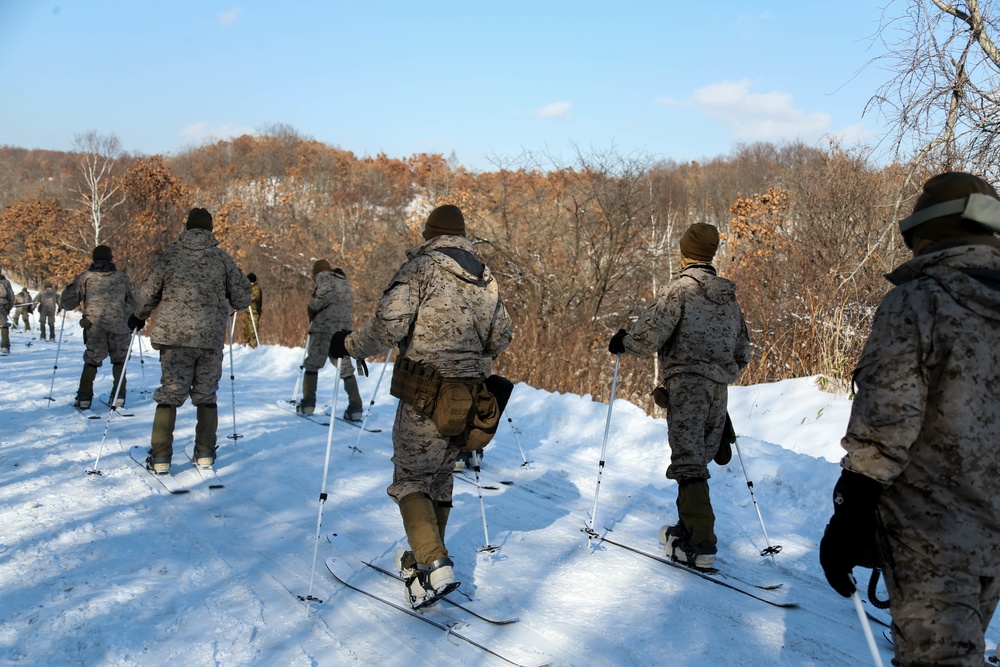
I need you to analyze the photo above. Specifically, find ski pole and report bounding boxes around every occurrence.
[248,305,260,347]
[303,356,343,615]
[471,448,499,553]
[506,415,531,466]
[585,353,621,542]
[45,311,68,404]
[851,578,886,667]
[136,333,150,395]
[732,430,782,560]
[88,330,138,475]
[291,334,310,404]
[349,347,393,457]
[226,311,242,441]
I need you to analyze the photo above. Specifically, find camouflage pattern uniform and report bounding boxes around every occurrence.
[620,264,751,553]
[0,272,13,354]
[12,288,32,331]
[841,242,1000,666]
[239,277,262,347]
[304,269,359,395]
[33,285,60,340]
[61,258,136,405]
[134,224,250,465]
[345,234,513,565]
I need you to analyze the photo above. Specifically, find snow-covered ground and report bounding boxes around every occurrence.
[1,296,997,666]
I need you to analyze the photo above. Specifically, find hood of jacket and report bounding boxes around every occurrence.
[680,265,737,305]
[887,242,1000,323]
[177,228,220,252]
[407,235,489,287]
[88,260,118,274]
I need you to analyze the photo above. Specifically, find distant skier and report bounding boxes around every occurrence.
[131,208,251,474]
[238,272,262,348]
[60,245,136,410]
[336,204,513,607]
[12,287,33,332]
[33,283,61,341]
[608,223,751,570]
[0,268,12,356]
[295,261,363,422]
[820,172,1000,667]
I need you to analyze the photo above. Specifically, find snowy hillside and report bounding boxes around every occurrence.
[1,301,997,666]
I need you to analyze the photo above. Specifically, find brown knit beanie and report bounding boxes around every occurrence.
[423,204,466,240]
[903,172,998,250]
[186,207,214,231]
[312,259,332,276]
[679,223,719,262]
[92,245,113,262]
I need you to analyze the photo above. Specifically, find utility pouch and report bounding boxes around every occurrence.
[432,381,475,436]
[456,375,514,452]
[651,383,669,409]
[390,357,442,416]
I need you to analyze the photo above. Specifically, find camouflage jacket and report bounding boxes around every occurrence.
[622,265,751,384]
[841,241,1000,574]
[307,270,351,334]
[60,261,135,335]
[15,289,33,312]
[346,235,513,378]
[33,288,60,316]
[0,275,12,322]
[134,228,251,350]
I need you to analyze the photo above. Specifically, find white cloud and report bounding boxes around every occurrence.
[533,101,572,119]
[178,122,255,144]
[218,7,243,26]
[666,79,832,142]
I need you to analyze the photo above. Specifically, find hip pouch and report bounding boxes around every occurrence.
[651,383,669,409]
[390,357,442,416]
[456,375,514,452]
[432,381,476,436]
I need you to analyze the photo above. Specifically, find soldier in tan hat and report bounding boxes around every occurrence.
[333,204,513,607]
[61,245,135,410]
[608,222,751,569]
[296,261,363,421]
[820,172,1000,666]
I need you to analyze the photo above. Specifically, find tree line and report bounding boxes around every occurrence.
[0,131,925,411]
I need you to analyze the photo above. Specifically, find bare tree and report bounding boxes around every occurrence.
[869,0,1000,182]
[71,130,126,251]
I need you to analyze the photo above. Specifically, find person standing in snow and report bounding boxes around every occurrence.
[0,268,13,356]
[130,208,251,474]
[820,172,1000,667]
[33,282,60,341]
[335,204,513,606]
[12,287,33,332]
[295,261,363,422]
[60,246,136,410]
[238,272,262,348]
[608,223,751,570]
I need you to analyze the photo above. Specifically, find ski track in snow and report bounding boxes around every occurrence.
[0,301,998,666]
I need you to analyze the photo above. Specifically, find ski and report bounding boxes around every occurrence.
[100,399,135,417]
[183,444,224,489]
[363,559,520,625]
[325,555,532,667]
[334,416,382,433]
[586,528,797,608]
[275,399,330,426]
[128,446,197,494]
[74,404,101,420]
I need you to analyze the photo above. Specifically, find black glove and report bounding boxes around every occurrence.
[608,329,627,355]
[128,315,146,332]
[819,469,883,597]
[356,358,368,377]
[329,330,351,359]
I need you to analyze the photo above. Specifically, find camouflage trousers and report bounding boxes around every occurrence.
[883,533,1000,666]
[304,331,357,379]
[387,401,458,505]
[239,308,260,347]
[12,310,30,330]
[153,346,223,407]
[83,326,131,367]
[664,373,728,482]
[38,311,56,339]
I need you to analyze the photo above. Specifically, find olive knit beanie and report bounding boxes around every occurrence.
[423,204,466,240]
[186,207,214,231]
[679,223,719,263]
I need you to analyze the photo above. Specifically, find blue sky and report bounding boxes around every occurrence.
[0,1,893,170]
